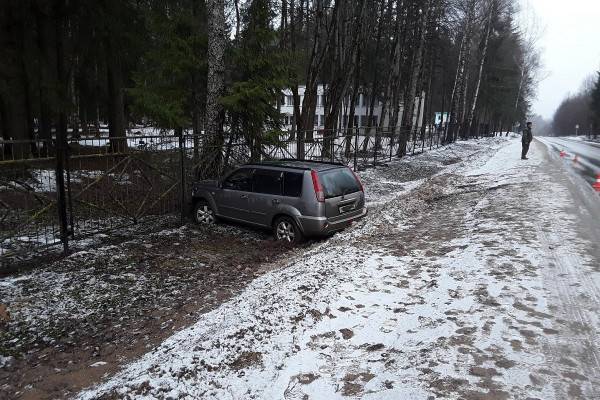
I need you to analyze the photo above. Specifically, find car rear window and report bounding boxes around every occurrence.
[252,169,282,195]
[318,168,360,199]
[283,172,303,197]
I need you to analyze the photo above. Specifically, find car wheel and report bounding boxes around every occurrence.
[274,216,303,244]
[194,200,217,225]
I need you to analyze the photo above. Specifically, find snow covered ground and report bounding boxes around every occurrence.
[70,137,600,399]
[4,136,600,399]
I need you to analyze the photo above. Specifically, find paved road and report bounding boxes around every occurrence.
[538,136,600,187]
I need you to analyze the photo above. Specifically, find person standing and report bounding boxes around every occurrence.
[522,122,533,159]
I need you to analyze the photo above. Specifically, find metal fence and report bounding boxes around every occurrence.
[0,123,493,269]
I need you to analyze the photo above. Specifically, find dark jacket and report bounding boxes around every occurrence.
[522,127,533,144]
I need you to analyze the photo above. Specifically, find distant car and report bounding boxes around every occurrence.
[191,160,367,243]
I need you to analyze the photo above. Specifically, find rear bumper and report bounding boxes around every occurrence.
[297,207,368,237]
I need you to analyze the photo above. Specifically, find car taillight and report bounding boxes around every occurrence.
[349,167,364,192]
[311,170,325,202]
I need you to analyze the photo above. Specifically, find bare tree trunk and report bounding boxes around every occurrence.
[514,68,525,111]
[36,7,54,141]
[234,0,241,40]
[204,0,226,174]
[399,0,430,157]
[295,0,337,156]
[345,52,361,158]
[361,0,386,152]
[467,1,493,136]
[322,0,365,159]
[378,0,403,133]
[279,0,287,48]
[389,2,410,155]
[191,0,202,161]
[105,36,126,152]
[444,0,476,143]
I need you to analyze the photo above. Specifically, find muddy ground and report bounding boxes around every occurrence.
[0,140,499,400]
[0,220,299,400]
[72,139,600,400]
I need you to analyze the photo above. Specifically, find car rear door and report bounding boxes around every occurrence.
[247,168,284,226]
[318,167,364,218]
[216,168,254,221]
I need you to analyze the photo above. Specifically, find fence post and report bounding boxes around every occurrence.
[55,127,69,256]
[179,134,186,224]
[373,127,378,166]
[65,144,75,239]
[389,128,393,162]
[353,128,358,171]
[330,130,335,163]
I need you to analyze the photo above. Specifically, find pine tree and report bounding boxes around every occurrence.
[128,1,207,133]
[221,0,289,162]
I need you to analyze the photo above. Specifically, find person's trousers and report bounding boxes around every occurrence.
[521,142,530,159]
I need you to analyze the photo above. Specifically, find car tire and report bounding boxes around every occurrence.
[193,200,217,225]
[274,216,303,245]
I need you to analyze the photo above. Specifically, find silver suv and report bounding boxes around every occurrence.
[191,160,367,243]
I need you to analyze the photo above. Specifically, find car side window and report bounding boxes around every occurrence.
[252,169,282,195]
[283,172,303,197]
[223,168,253,191]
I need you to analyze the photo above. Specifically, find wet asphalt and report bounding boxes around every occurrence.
[538,136,600,188]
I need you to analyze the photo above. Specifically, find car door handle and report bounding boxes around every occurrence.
[272,199,280,205]
[240,194,248,199]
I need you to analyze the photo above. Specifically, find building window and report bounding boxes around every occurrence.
[286,95,293,106]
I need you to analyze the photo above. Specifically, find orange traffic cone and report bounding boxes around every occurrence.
[593,174,600,192]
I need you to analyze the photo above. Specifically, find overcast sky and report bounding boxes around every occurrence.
[523,0,600,119]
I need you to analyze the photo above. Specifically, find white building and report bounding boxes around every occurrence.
[280,85,384,130]
[280,85,425,131]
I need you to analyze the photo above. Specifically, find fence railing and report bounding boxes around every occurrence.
[0,123,495,269]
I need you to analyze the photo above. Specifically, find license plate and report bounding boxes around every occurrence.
[339,204,355,214]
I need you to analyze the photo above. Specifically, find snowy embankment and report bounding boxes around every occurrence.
[77,137,599,399]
